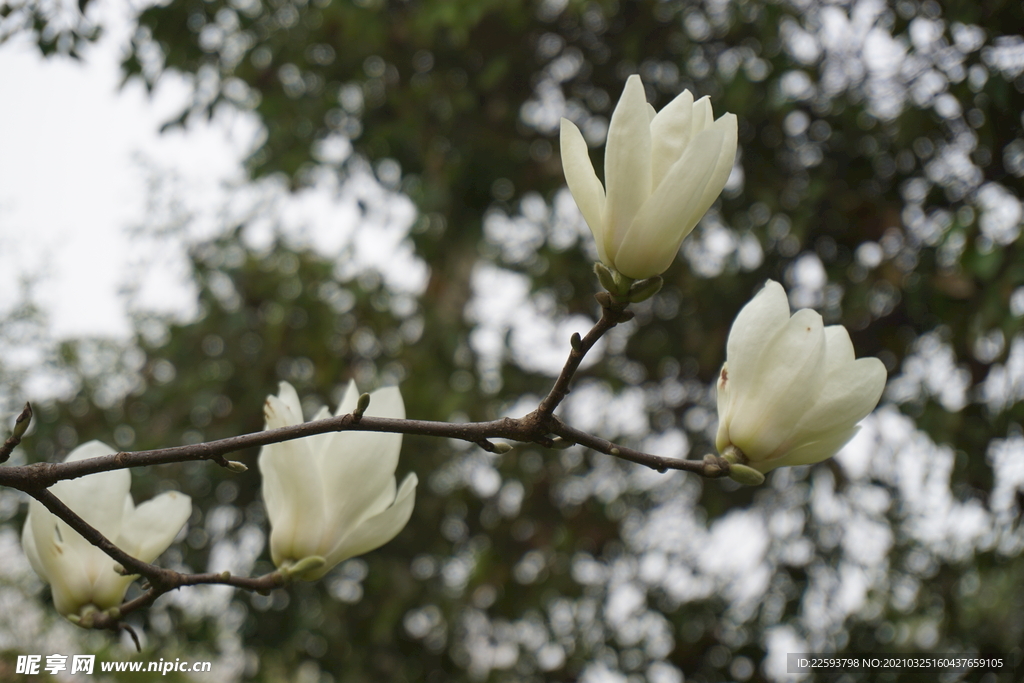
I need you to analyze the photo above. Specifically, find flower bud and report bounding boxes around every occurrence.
[715,281,886,474]
[259,381,417,582]
[561,75,737,279]
[21,441,191,621]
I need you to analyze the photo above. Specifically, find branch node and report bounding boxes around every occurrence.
[570,332,583,352]
[609,447,620,456]
[549,436,575,450]
[221,570,232,580]
[700,454,730,478]
[224,460,248,473]
[594,291,614,309]
[492,442,514,454]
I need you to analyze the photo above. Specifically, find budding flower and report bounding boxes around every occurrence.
[259,381,417,581]
[21,441,191,620]
[560,74,738,279]
[715,281,887,475]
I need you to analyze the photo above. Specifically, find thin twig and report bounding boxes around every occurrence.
[0,403,33,464]
[549,419,730,477]
[535,302,633,420]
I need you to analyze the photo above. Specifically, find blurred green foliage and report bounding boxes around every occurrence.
[4,0,1024,681]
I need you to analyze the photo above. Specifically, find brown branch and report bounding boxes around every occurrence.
[549,419,731,478]
[535,299,633,420]
[0,301,635,490]
[28,488,162,580]
[1,296,732,637]
[0,414,522,489]
[27,487,285,632]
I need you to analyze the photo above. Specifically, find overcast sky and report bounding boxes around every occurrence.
[0,0,258,339]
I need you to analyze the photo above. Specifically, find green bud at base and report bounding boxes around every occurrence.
[594,262,620,294]
[593,262,635,298]
[279,556,327,581]
[727,463,766,486]
[626,276,663,303]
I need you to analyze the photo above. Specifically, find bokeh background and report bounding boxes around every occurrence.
[2,0,1024,681]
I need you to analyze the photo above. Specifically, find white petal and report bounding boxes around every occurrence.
[261,438,327,565]
[604,75,652,261]
[715,364,731,453]
[691,96,712,135]
[88,571,135,615]
[822,324,856,362]
[792,352,886,438]
[725,281,790,387]
[118,491,192,563]
[560,119,608,264]
[21,513,47,581]
[612,127,724,278]
[27,499,96,615]
[649,89,694,190]
[50,441,130,540]
[320,473,418,579]
[755,427,859,473]
[682,113,738,229]
[335,380,361,415]
[727,308,827,460]
[321,386,405,542]
[264,381,303,429]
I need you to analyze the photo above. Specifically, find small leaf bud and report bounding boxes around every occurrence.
[353,393,372,420]
[627,276,663,303]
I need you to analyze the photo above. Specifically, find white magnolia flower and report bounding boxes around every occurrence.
[560,74,738,279]
[715,280,887,474]
[259,381,417,581]
[22,441,192,619]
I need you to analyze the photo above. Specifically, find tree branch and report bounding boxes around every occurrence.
[535,300,633,420]
[1,296,731,636]
[27,486,285,635]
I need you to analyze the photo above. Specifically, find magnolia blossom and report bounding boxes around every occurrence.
[259,381,417,581]
[560,74,738,279]
[715,280,886,474]
[22,441,192,619]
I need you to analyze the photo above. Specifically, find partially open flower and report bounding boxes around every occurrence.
[259,381,417,581]
[560,74,738,279]
[715,280,886,475]
[21,441,191,620]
